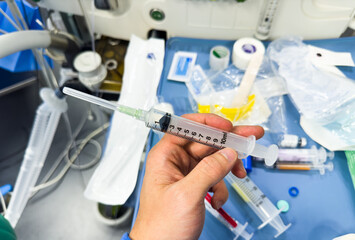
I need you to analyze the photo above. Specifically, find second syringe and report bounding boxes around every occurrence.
[225,173,291,238]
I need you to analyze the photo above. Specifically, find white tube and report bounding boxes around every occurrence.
[0,30,51,59]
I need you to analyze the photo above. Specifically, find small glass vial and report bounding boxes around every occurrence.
[278,134,307,148]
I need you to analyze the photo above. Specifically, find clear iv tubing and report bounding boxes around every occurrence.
[225,173,291,238]
[63,87,279,166]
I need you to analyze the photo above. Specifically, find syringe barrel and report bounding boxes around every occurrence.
[277,146,326,164]
[205,194,253,240]
[5,104,62,227]
[255,0,279,40]
[144,108,255,155]
[226,174,290,237]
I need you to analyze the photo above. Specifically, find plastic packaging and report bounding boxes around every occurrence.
[187,64,277,125]
[186,65,215,110]
[267,36,355,150]
[168,51,197,82]
[268,36,355,124]
[84,35,164,205]
[253,56,288,136]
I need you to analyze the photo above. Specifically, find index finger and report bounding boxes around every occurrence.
[184,124,265,160]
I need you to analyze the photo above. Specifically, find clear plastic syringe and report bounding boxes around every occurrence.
[63,87,278,165]
[225,173,291,238]
[253,146,334,166]
[277,146,334,165]
[254,0,280,40]
[274,161,334,175]
[205,193,253,240]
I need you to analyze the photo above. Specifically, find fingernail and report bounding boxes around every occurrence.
[219,148,237,163]
[215,201,223,210]
[238,159,247,175]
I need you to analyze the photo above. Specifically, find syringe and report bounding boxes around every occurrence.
[254,0,280,40]
[225,173,291,238]
[63,87,278,165]
[253,146,334,165]
[205,193,253,240]
[273,161,334,175]
[277,146,334,165]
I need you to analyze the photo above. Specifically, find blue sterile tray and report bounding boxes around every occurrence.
[133,37,355,240]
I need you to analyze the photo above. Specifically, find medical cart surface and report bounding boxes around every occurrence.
[133,36,355,240]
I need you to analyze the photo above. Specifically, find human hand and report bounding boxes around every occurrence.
[130,113,264,240]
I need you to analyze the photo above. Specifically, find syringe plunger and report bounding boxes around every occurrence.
[251,144,278,166]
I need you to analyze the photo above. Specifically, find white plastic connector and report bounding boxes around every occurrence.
[40,88,68,113]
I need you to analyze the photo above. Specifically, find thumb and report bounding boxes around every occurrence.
[182,148,238,197]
